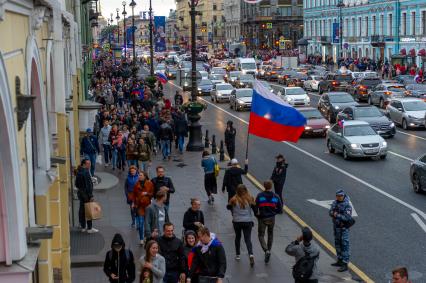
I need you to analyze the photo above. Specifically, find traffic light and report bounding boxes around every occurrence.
[261,24,266,29]
[275,40,279,46]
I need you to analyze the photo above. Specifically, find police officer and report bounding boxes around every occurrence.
[270,154,288,205]
[329,189,353,272]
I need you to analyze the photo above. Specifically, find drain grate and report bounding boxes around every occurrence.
[70,230,105,255]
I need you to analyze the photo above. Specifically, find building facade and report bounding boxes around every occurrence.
[304,0,426,64]
[166,9,178,46]
[241,0,304,49]
[0,0,83,282]
[224,0,242,45]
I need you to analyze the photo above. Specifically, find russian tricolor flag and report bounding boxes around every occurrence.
[156,72,168,84]
[249,80,307,142]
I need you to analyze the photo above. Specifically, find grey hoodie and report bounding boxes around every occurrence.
[144,200,170,238]
[285,240,320,280]
[100,125,112,145]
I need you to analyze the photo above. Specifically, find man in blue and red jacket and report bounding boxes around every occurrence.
[254,180,283,264]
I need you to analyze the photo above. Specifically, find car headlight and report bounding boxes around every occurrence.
[334,105,340,110]
[237,100,244,104]
[306,97,310,102]
[350,143,360,149]
[240,82,244,85]
[217,93,222,96]
[304,126,312,130]
[287,97,294,101]
[325,125,330,129]
[197,87,201,91]
[390,122,395,128]
[184,82,188,86]
[382,141,387,147]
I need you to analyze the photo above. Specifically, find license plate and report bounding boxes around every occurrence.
[365,149,378,154]
[313,129,324,133]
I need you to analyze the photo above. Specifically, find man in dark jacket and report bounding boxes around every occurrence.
[270,154,288,205]
[224,121,236,163]
[103,233,136,283]
[254,180,283,263]
[222,159,248,201]
[157,223,186,283]
[158,120,174,160]
[187,227,226,283]
[183,198,205,232]
[75,159,98,233]
[80,128,100,176]
[173,111,188,154]
[152,166,175,209]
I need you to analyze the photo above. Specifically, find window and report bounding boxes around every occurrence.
[365,16,369,36]
[319,20,322,36]
[372,15,376,35]
[278,7,292,16]
[345,18,349,36]
[422,11,426,35]
[352,18,355,36]
[260,7,271,16]
[328,19,332,36]
[380,14,384,35]
[411,11,416,35]
[358,17,362,37]
[402,12,406,35]
[389,13,393,36]
[213,4,217,10]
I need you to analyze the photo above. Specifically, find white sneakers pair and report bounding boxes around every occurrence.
[81,228,99,234]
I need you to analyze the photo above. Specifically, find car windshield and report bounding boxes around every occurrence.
[236,90,253,98]
[354,107,383,117]
[286,88,305,95]
[301,109,323,119]
[241,63,256,69]
[336,75,353,82]
[344,125,377,136]
[210,74,223,80]
[156,65,165,70]
[230,72,241,77]
[260,81,272,89]
[216,84,233,90]
[361,79,381,86]
[182,62,191,68]
[240,74,254,80]
[199,79,212,86]
[403,100,426,111]
[407,85,426,91]
[329,94,354,103]
[388,86,406,92]
[212,68,226,74]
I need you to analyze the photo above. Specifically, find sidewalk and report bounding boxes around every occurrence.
[70,147,359,282]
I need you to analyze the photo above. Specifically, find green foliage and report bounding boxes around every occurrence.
[100,25,117,39]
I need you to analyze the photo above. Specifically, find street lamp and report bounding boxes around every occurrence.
[149,0,154,76]
[122,1,127,59]
[337,0,345,60]
[129,0,137,65]
[116,8,120,45]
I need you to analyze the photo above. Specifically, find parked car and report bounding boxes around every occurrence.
[410,154,426,193]
[209,74,225,85]
[326,120,388,160]
[278,87,310,107]
[235,74,255,88]
[387,98,426,129]
[211,83,234,103]
[264,66,283,81]
[230,88,253,111]
[165,66,177,79]
[348,77,382,102]
[299,107,330,137]
[318,92,358,122]
[197,79,214,96]
[336,105,396,138]
[368,83,407,108]
[318,73,353,94]
[303,75,322,91]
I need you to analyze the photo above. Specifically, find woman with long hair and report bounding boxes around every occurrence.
[132,171,154,245]
[139,240,165,283]
[227,184,256,267]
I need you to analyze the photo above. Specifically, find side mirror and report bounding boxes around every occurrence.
[397,107,404,112]
[336,132,342,137]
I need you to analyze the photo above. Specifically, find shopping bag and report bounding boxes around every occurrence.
[85,202,102,220]
[96,154,103,165]
[214,163,220,177]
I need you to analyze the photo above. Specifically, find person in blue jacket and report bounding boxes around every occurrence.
[80,128,100,176]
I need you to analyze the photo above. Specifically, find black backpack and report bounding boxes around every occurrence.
[292,250,318,281]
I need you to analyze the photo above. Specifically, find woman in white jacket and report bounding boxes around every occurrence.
[139,240,166,283]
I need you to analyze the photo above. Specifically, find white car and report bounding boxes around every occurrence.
[303,75,322,91]
[211,83,234,103]
[199,71,209,80]
[279,87,310,106]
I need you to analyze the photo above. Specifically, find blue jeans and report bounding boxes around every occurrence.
[112,149,118,169]
[103,144,111,164]
[84,153,96,176]
[136,215,145,240]
[160,140,171,159]
[163,271,179,283]
[118,149,126,169]
[334,227,350,263]
[127,159,138,167]
[138,161,150,176]
[177,135,185,153]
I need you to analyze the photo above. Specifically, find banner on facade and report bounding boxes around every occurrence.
[154,16,166,52]
[332,23,340,43]
[126,26,136,48]
[243,0,262,3]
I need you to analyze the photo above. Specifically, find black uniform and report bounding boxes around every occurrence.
[224,127,236,160]
[222,165,248,200]
[270,161,288,204]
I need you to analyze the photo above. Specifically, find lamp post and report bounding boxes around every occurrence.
[110,13,113,43]
[337,0,344,60]
[116,8,120,46]
[149,0,154,76]
[122,1,127,59]
[129,0,137,65]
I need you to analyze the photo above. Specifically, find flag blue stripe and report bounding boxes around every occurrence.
[251,89,306,127]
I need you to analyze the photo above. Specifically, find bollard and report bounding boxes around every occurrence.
[204,129,210,148]
[211,135,217,154]
[219,140,225,161]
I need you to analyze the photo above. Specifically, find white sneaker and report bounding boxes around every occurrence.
[87,228,99,234]
[81,228,87,233]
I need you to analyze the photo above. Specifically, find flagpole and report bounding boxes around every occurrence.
[245,114,251,161]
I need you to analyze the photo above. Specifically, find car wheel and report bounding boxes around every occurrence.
[368,95,372,105]
[235,103,239,111]
[379,98,385,109]
[380,155,387,160]
[327,140,335,153]
[402,119,409,130]
[412,174,422,193]
[319,87,323,94]
[211,96,214,102]
[230,103,233,109]
[343,147,350,160]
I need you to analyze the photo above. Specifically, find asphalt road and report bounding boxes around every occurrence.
[144,66,426,282]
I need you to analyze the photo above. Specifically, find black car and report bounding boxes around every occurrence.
[165,67,177,79]
[318,92,358,122]
[410,154,426,193]
[336,105,396,138]
[318,73,353,94]
[348,77,382,102]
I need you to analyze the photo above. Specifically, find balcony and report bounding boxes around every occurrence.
[370,35,385,46]
[320,36,331,45]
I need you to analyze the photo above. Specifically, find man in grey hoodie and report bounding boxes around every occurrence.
[285,227,320,283]
[100,120,112,166]
[144,189,170,239]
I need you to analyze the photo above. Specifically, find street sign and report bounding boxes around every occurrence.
[307,199,358,217]
[266,23,272,29]
[279,39,286,50]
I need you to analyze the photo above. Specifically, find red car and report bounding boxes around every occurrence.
[299,107,330,137]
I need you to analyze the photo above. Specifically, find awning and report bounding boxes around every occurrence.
[400,48,407,55]
[418,49,426,56]
[297,38,309,46]
[409,49,416,56]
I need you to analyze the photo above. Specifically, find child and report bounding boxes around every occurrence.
[140,267,152,283]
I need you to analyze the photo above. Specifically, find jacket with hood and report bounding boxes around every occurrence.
[137,143,151,162]
[270,162,288,185]
[329,195,353,228]
[157,235,186,273]
[100,125,112,145]
[255,191,283,219]
[124,172,139,204]
[285,240,320,280]
[173,114,188,136]
[224,127,236,149]
[188,238,227,279]
[222,165,248,194]
[132,179,154,216]
[144,201,170,238]
[183,208,205,232]
[75,167,93,202]
[103,234,136,283]
[158,122,174,141]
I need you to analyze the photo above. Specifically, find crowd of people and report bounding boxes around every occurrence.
[73,52,413,283]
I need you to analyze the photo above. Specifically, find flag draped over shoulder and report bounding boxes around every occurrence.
[155,72,168,84]
[249,80,307,142]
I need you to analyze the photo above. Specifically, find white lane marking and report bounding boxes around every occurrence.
[411,213,426,233]
[170,79,426,221]
[396,130,426,141]
[388,151,414,162]
[307,199,358,217]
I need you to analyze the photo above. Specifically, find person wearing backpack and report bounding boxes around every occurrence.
[285,227,319,283]
[329,189,353,272]
[201,150,218,205]
[103,233,136,282]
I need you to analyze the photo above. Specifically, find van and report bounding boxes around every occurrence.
[236,58,257,76]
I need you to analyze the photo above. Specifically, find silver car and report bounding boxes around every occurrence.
[230,88,253,111]
[208,74,225,85]
[368,83,407,108]
[326,120,387,160]
[387,98,426,130]
[211,83,234,103]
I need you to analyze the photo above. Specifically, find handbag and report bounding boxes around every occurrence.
[96,154,103,165]
[85,202,103,220]
[214,163,220,177]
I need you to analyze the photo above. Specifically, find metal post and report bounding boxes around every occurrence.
[122,1,127,59]
[116,9,120,47]
[130,0,136,65]
[149,0,154,76]
[190,0,197,102]
[219,140,225,161]
[211,135,217,154]
[337,1,344,60]
[205,130,210,148]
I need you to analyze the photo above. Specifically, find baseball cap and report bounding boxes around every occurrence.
[86,128,92,133]
[231,158,238,165]
[336,189,345,196]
